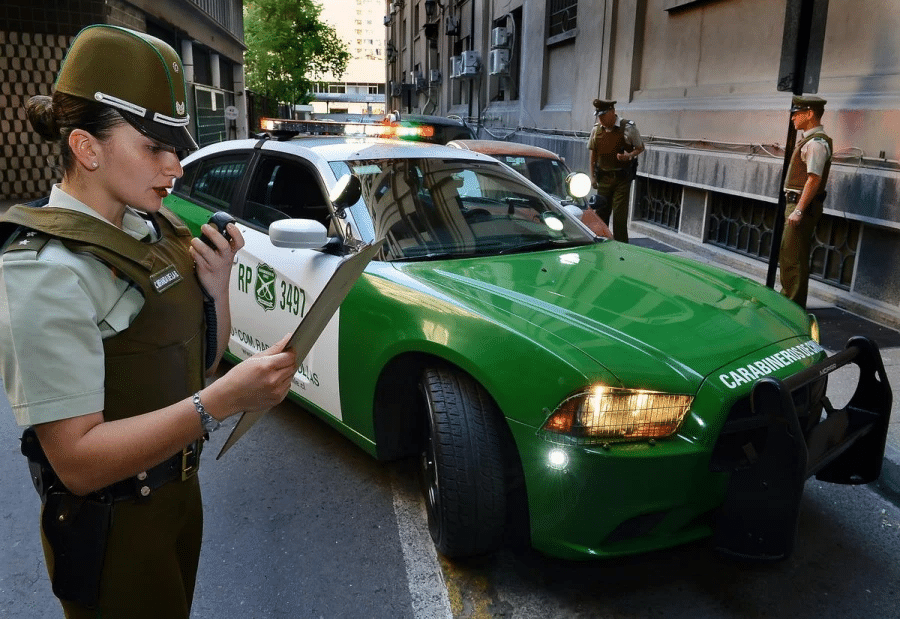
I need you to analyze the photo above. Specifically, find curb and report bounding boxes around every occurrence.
[873,443,900,505]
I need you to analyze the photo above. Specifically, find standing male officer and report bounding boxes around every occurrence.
[779,95,831,309]
[587,99,644,243]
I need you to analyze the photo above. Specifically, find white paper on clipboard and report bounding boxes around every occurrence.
[217,240,382,459]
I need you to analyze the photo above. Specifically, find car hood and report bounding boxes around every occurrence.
[394,242,808,391]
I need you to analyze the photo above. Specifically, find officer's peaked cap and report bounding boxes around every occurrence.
[55,25,198,151]
[593,99,616,114]
[790,95,826,114]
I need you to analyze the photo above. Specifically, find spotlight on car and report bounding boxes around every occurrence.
[566,172,592,199]
[548,448,569,471]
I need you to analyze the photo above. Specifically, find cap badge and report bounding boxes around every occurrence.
[172,62,180,73]
[176,101,186,116]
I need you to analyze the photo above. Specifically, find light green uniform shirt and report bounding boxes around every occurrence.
[586,115,644,151]
[0,185,156,426]
[797,125,831,177]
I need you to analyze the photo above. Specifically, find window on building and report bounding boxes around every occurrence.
[547,0,577,44]
[192,47,212,86]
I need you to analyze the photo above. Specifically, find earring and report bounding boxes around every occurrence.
[92,161,98,168]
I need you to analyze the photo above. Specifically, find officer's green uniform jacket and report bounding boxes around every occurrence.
[0,187,208,618]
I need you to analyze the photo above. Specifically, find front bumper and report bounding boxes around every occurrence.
[514,337,891,561]
[710,336,893,560]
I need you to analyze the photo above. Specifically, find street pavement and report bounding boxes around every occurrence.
[1,198,898,500]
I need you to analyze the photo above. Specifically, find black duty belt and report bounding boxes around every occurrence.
[104,440,202,502]
[784,190,827,203]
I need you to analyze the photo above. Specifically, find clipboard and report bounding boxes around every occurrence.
[217,240,382,459]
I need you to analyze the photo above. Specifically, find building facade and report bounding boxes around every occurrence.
[311,0,386,120]
[385,0,900,326]
[1,0,247,202]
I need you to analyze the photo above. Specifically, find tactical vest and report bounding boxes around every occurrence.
[592,119,631,171]
[0,205,205,422]
[784,130,832,194]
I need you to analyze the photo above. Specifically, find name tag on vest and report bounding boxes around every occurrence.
[150,265,182,293]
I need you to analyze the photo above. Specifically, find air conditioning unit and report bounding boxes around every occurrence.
[489,48,509,76]
[414,71,426,92]
[429,69,442,84]
[460,50,481,77]
[449,55,462,79]
[384,14,392,26]
[390,80,401,97]
[491,26,510,49]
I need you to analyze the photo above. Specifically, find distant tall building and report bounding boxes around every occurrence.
[312,0,386,119]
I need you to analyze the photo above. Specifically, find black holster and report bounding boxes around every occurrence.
[21,427,112,609]
[625,158,638,181]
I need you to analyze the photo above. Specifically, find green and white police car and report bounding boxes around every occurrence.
[165,127,891,562]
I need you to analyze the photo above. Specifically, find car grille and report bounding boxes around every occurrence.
[709,375,828,473]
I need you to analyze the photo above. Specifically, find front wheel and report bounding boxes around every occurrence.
[419,367,508,557]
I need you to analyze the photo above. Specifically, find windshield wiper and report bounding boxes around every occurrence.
[392,250,482,262]
[496,239,588,255]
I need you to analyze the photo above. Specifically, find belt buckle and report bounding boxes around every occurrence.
[181,441,200,481]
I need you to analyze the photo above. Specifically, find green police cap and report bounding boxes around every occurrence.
[55,25,198,151]
[790,95,826,114]
[593,99,616,115]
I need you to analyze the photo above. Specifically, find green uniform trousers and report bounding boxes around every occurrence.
[593,171,633,243]
[44,474,203,619]
[779,198,823,310]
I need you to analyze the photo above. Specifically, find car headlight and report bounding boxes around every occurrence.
[541,386,693,444]
[808,312,820,343]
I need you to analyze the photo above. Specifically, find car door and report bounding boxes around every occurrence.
[168,151,348,420]
[227,153,347,419]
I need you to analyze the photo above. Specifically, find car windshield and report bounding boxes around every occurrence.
[330,157,594,261]
[493,154,570,200]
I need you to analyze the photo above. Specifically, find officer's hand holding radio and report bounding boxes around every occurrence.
[191,212,242,303]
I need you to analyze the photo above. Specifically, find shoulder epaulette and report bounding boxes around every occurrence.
[2,229,52,255]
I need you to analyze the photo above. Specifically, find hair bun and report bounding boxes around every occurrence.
[25,95,60,141]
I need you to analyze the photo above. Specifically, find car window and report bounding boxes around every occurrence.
[335,158,593,261]
[178,159,199,193]
[244,157,331,229]
[183,155,247,210]
[430,125,476,144]
[496,155,569,200]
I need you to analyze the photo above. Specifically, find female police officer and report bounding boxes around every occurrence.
[0,25,297,618]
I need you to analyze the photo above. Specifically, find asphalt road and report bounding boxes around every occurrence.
[2,379,899,619]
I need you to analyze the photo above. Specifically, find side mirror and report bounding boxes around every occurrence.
[565,172,592,199]
[269,219,329,249]
[330,174,362,210]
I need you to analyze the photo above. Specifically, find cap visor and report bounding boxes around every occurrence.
[121,110,199,152]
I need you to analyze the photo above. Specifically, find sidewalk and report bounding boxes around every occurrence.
[630,221,900,503]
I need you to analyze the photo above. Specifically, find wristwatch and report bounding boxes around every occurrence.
[193,391,221,433]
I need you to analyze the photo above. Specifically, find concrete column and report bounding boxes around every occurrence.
[211,53,221,89]
[180,40,194,84]
[233,63,248,139]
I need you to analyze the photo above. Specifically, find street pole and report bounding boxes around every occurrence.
[766,0,828,289]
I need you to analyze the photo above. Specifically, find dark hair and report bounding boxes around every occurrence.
[25,92,125,174]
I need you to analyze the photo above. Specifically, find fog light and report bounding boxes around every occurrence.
[548,448,569,470]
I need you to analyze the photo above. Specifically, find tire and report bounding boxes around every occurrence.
[419,367,508,557]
